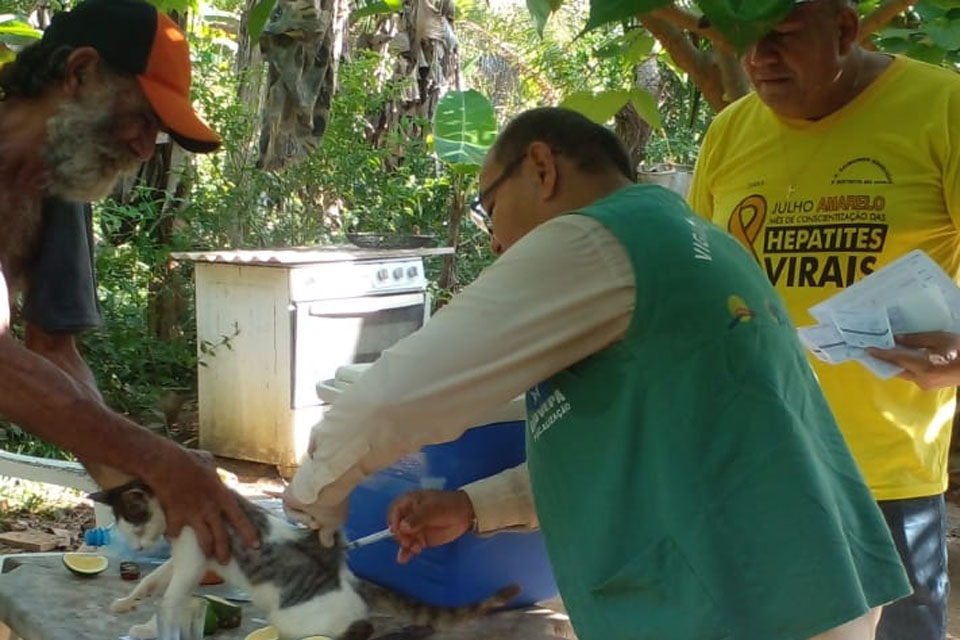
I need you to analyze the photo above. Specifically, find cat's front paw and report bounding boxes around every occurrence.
[110,597,138,614]
[128,619,158,639]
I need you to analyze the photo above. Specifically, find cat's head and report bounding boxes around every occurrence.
[88,480,166,550]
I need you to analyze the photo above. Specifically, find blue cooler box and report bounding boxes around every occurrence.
[344,420,558,608]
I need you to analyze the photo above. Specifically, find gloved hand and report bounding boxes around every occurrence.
[284,421,368,546]
[283,484,349,547]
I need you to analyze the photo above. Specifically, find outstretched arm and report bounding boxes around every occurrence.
[0,269,258,561]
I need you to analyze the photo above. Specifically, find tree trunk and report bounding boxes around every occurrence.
[615,55,661,171]
[714,49,751,104]
[439,173,465,291]
[224,0,269,245]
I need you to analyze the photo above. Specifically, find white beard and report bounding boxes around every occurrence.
[43,82,141,202]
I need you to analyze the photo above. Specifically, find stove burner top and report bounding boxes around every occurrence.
[171,244,454,266]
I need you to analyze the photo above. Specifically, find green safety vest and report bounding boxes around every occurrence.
[525,184,910,640]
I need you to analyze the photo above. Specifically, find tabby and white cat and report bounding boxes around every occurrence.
[90,481,519,640]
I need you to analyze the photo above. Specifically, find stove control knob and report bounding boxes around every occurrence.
[407,266,419,278]
[376,268,389,282]
[393,267,404,280]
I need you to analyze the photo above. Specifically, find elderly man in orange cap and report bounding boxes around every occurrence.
[0,0,256,562]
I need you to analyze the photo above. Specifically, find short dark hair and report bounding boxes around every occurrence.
[0,40,80,100]
[492,107,636,182]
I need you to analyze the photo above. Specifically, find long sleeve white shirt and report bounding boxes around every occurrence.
[289,214,636,532]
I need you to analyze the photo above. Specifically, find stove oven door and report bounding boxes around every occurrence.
[292,292,428,408]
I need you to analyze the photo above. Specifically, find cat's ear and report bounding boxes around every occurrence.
[87,490,110,504]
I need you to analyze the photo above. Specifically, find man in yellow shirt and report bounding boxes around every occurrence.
[688,1,960,638]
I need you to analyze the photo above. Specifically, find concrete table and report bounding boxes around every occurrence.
[0,555,574,640]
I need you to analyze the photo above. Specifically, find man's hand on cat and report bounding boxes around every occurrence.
[388,490,475,564]
[145,444,259,563]
[282,485,349,547]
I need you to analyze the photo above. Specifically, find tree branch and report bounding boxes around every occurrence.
[714,48,751,102]
[655,5,733,52]
[640,12,728,112]
[858,0,918,41]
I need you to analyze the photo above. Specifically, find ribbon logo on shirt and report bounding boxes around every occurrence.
[727,194,767,261]
[727,294,755,329]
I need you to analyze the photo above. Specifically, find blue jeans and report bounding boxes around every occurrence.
[875,494,949,640]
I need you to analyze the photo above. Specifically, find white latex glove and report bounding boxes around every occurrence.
[285,420,369,546]
[283,484,349,547]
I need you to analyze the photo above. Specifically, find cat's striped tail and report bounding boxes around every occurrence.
[355,581,521,629]
[335,620,375,640]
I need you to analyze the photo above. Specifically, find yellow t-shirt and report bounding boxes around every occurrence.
[689,55,960,501]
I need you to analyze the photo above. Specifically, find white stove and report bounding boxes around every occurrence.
[288,257,426,301]
[173,245,454,475]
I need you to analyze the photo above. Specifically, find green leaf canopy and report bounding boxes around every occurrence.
[247,0,277,44]
[542,0,801,51]
[584,0,670,32]
[0,18,41,47]
[527,0,565,36]
[697,0,798,50]
[560,88,661,128]
[433,90,498,169]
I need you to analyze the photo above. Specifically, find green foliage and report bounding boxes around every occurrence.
[560,88,629,123]
[0,423,76,459]
[583,0,668,32]
[0,16,37,64]
[459,1,628,114]
[459,0,703,166]
[527,0,563,36]
[537,0,960,59]
[629,86,661,129]
[594,28,655,64]
[432,90,498,170]
[644,70,711,167]
[246,0,275,43]
[536,0,797,50]
[0,17,40,45]
[352,0,402,20]
[695,0,795,50]
[294,52,455,237]
[82,233,197,421]
[561,87,661,127]
[872,0,960,66]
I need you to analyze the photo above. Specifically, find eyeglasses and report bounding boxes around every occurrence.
[469,154,526,235]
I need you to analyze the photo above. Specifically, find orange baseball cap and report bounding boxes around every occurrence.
[42,0,220,153]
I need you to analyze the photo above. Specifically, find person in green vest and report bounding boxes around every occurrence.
[284,107,911,640]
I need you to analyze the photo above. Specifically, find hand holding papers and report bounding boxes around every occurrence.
[797,250,960,379]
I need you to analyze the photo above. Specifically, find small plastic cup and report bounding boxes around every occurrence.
[157,596,208,640]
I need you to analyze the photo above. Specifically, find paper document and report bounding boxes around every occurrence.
[797,324,857,364]
[798,250,960,379]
